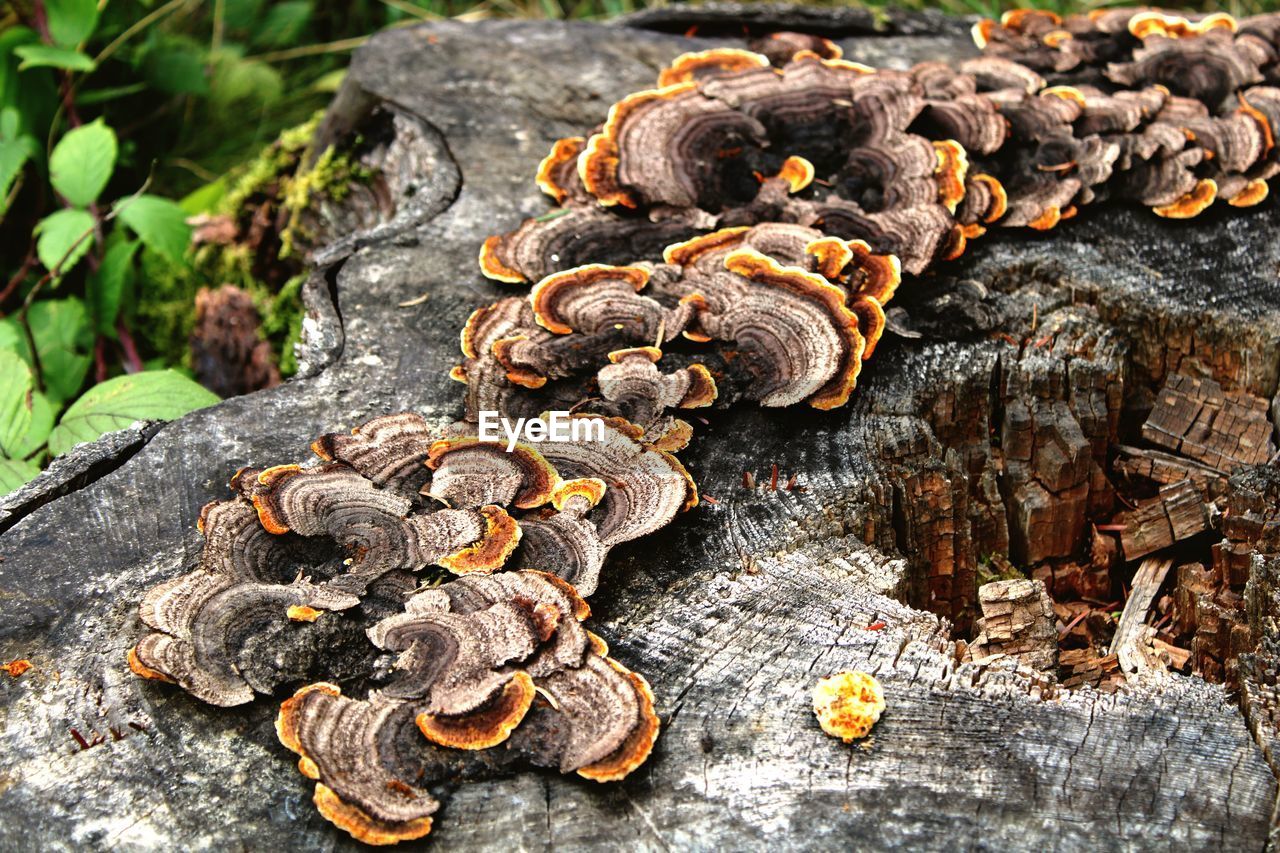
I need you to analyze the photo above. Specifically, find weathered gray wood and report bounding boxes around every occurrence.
[1,9,1278,850]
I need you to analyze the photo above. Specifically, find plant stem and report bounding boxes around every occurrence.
[247,36,371,63]
[116,319,143,373]
[0,245,36,309]
[94,336,108,384]
[91,0,196,69]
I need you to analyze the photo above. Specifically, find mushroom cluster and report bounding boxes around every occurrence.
[277,571,657,845]
[470,9,1280,433]
[465,221,899,426]
[131,412,681,841]
[133,9,1280,844]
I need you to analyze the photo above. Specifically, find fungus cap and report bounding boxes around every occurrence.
[812,670,886,742]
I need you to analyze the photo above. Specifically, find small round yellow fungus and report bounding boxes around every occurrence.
[812,670,886,742]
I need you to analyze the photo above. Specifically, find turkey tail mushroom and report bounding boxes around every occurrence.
[129,572,360,706]
[277,685,439,845]
[310,412,438,498]
[426,437,559,510]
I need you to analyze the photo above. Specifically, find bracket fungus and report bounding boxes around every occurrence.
[133,11,1280,843]
[812,670,886,743]
[275,570,658,843]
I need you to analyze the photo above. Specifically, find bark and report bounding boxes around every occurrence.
[1,8,1278,850]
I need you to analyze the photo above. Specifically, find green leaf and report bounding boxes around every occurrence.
[35,208,95,276]
[252,1,313,49]
[2,34,59,143]
[50,119,117,207]
[223,0,266,31]
[113,194,191,261]
[0,457,40,495]
[14,45,95,72]
[311,69,346,93]
[180,178,227,215]
[142,42,210,95]
[87,238,138,335]
[10,390,54,460]
[26,298,93,405]
[48,370,219,457]
[0,137,32,214]
[0,26,38,64]
[0,320,25,357]
[209,52,282,112]
[0,349,34,458]
[0,108,20,140]
[44,0,100,48]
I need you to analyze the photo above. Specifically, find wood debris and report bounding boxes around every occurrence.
[1059,649,1122,691]
[1117,481,1209,561]
[1141,374,1275,471]
[964,579,1058,673]
[1110,558,1173,677]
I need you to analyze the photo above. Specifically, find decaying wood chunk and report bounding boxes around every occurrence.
[1175,562,1215,637]
[965,578,1058,673]
[1183,466,1280,689]
[866,414,983,632]
[1241,553,1280,776]
[1059,648,1122,691]
[191,285,281,398]
[1220,465,1280,555]
[1113,444,1229,500]
[1141,374,1275,472]
[1118,480,1209,560]
[997,314,1124,565]
[1032,560,1112,604]
[1193,594,1252,684]
[1111,558,1173,678]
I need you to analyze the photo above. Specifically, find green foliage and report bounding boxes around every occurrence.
[44,0,101,48]
[0,349,35,458]
[50,119,117,207]
[0,457,41,493]
[113,195,192,261]
[87,237,139,335]
[13,44,95,72]
[0,108,39,216]
[0,349,49,493]
[255,2,315,49]
[15,298,95,405]
[48,370,219,457]
[34,209,95,275]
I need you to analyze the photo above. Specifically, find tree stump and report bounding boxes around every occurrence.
[2,6,1279,849]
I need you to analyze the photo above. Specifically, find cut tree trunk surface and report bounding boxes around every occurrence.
[2,7,1279,850]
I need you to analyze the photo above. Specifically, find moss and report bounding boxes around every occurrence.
[133,250,203,369]
[255,272,307,376]
[220,111,373,260]
[165,112,374,379]
[976,553,1026,587]
[278,140,373,259]
[220,115,323,216]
